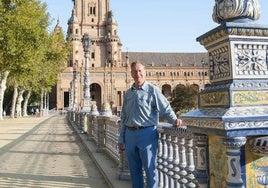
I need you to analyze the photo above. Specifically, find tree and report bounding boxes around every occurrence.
[0,0,50,119]
[170,85,199,115]
[36,25,70,115]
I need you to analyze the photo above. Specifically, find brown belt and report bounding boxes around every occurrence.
[127,126,146,131]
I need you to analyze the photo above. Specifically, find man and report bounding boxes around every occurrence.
[118,61,182,188]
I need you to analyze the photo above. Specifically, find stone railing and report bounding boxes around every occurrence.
[68,107,268,188]
[157,123,208,188]
[67,110,209,188]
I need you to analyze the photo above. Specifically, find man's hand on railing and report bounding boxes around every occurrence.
[118,143,125,152]
[173,118,183,128]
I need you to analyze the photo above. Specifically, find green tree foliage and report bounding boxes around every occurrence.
[170,85,199,115]
[0,0,49,74]
[0,0,49,117]
[39,27,70,93]
[0,0,70,116]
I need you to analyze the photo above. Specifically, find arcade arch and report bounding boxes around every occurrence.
[162,84,172,100]
[90,83,101,110]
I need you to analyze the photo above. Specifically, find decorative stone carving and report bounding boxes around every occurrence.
[100,102,112,116]
[90,103,99,115]
[249,136,268,156]
[256,167,268,187]
[235,44,267,74]
[212,0,261,24]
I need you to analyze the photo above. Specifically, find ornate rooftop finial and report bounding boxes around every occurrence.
[212,0,261,24]
[107,10,117,24]
[68,9,78,24]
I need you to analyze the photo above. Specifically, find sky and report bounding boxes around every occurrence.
[43,0,268,53]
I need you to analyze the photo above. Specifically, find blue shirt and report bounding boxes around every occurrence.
[118,81,177,143]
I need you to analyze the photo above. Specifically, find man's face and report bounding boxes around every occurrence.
[131,63,146,87]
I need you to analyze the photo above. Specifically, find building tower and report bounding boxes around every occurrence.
[57,0,123,111]
[55,0,209,114]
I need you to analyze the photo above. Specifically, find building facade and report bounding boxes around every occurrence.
[55,0,210,114]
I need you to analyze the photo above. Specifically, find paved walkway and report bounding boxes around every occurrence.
[0,114,110,188]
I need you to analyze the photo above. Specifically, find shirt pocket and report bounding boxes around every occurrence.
[138,93,154,110]
[125,95,135,110]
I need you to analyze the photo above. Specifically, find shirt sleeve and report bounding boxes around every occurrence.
[118,94,127,144]
[154,86,177,124]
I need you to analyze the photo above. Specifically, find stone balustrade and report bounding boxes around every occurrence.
[68,105,268,188]
[67,110,210,187]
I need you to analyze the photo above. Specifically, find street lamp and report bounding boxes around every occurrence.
[72,62,78,110]
[82,33,91,110]
[201,58,205,90]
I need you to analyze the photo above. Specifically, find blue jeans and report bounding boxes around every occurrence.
[125,126,159,188]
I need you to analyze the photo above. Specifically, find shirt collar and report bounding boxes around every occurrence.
[131,81,149,91]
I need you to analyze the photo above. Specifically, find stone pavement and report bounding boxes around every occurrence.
[0,113,130,188]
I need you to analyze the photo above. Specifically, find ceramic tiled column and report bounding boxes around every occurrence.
[181,0,268,187]
[222,137,247,188]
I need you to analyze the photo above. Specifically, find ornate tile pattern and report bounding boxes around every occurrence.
[235,44,268,75]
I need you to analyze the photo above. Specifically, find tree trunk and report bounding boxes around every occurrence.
[43,91,47,116]
[22,90,31,117]
[40,88,44,117]
[15,88,24,118]
[10,86,18,119]
[46,92,49,115]
[0,71,10,120]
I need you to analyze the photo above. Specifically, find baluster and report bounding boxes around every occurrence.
[75,112,79,126]
[93,117,98,142]
[71,111,74,122]
[118,150,130,180]
[179,137,188,186]
[96,116,105,152]
[80,112,84,131]
[87,115,94,140]
[158,132,164,188]
[194,134,208,188]
[185,137,196,188]
[172,135,180,188]
[162,133,169,187]
[118,118,130,180]
[167,133,174,188]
